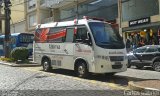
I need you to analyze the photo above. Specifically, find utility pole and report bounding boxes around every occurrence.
[118,0,122,36]
[0,0,3,35]
[4,0,11,58]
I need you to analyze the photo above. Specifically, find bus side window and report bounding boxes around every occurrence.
[65,28,74,42]
[76,27,88,43]
[48,27,66,43]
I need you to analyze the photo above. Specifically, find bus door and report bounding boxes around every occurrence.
[62,27,75,69]
[74,26,94,71]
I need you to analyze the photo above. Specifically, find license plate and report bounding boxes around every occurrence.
[115,62,121,65]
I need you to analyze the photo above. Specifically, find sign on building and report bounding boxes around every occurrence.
[129,17,150,27]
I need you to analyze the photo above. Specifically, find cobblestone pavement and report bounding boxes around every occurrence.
[0,65,125,96]
[1,64,159,95]
[21,66,160,91]
[22,66,160,89]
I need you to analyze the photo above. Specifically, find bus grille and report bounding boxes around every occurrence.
[109,56,124,61]
[112,65,123,69]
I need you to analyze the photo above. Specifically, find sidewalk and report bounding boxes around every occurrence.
[0,60,41,67]
[129,80,160,92]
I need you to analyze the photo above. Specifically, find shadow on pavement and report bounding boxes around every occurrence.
[39,69,131,87]
[130,66,155,71]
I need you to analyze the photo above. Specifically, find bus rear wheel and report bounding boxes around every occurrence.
[42,58,52,72]
[75,61,88,78]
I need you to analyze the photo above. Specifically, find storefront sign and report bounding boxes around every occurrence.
[129,17,150,27]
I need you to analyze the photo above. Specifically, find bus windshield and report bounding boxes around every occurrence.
[89,22,125,49]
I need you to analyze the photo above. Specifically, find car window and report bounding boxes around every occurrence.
[145,47,157,53]
[135,47,146,53]
[157,47,160,52]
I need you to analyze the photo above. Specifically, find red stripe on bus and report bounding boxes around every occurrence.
[40,28,49,41]
[48,31,66,40]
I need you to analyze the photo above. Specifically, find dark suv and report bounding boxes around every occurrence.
[127,45,160,72]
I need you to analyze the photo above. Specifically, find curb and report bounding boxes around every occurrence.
[0,61,41,67]
[128,81,160,91]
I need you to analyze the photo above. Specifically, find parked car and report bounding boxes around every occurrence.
[127,45,160,72]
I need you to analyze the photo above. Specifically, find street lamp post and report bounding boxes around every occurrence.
[4,0,11,58]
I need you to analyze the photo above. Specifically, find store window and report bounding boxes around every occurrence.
[125,27,160,52]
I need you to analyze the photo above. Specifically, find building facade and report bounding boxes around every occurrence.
[25,0,160,49]
[121,0,160,50]
[24,0,119,33]
[24,0,52,33]
[50,0,118,22]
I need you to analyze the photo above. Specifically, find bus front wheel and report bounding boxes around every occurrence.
[75,61,88,78]
[42,58,52,72]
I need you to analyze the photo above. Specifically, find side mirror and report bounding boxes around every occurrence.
[86,33,92,46]
[83,39,90,46]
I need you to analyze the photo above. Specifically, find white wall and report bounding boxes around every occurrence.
[10,20,26,33]
[40,10,50,23]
